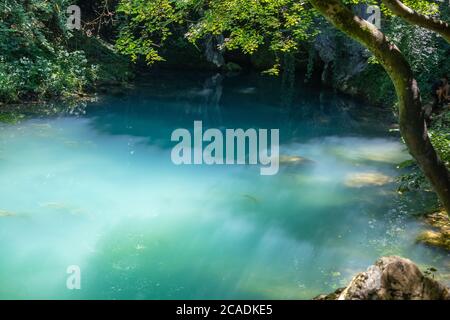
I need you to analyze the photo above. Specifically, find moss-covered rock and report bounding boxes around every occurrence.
[417,210,450,251]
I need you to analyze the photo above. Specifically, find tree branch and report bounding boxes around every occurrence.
[382,0,450,43]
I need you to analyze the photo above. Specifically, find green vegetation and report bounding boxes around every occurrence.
[0,0,131,104]
[115,0,317,68]
[1,0,447,105]
[0,0,94,102]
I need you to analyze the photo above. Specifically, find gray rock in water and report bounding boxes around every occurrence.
[315,256,450,300]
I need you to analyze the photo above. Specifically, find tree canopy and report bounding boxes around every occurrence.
[115,0,439,67]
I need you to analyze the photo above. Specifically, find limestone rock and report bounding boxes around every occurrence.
[314,26,370,96]
[315,256,450,300]
[417,210,450,251]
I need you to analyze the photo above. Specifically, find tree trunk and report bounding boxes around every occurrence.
[308,0,450,214]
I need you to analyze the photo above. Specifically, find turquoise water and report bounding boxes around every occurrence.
[0,72,448,299]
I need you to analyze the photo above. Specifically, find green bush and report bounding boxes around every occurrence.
[0,0,98,103]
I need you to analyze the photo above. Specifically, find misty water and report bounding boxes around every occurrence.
[0,72,448,299]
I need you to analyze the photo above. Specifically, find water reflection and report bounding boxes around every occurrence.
[81,71,395,149]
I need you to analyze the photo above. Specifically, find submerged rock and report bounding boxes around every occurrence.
[242,194,260,204]
[314,256,450,300]
[278,155,315,166]
[0,210,15,217]
[344,172,392,188]
[39,202,84,215]
[417,210,450,251]
[237,87,256,94]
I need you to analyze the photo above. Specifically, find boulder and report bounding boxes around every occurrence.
[315,256,450,300]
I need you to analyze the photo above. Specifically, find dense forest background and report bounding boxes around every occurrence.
[1,0,449,104]
[0,0,449,202]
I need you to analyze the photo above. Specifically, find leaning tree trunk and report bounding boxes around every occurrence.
[308,0,450,214]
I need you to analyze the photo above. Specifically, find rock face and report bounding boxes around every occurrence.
[315,256,450,300]
[314,26,370,96]
[204,35,225,67]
